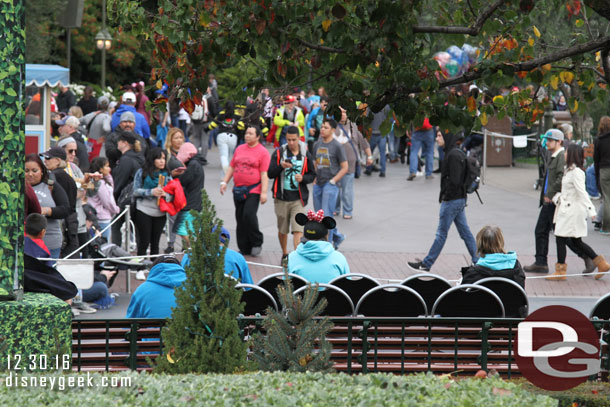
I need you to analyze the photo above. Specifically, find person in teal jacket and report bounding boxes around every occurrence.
[126,255,186,318]
[460,225,525,288]
[288,210,350,284]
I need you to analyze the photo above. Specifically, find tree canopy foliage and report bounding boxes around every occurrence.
[109,0,610,133]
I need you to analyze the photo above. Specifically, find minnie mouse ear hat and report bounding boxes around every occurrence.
[295,210,336,241]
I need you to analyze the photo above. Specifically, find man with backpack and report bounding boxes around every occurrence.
[408,131,479,272]
[268,126,317,265]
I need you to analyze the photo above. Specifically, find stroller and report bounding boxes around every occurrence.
[83,205,152,287]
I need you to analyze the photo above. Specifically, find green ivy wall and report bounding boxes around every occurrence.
[0,0,24,300]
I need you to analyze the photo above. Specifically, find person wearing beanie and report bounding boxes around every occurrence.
[81,95,113,161]
[110,91,151,141]
[287,210,350,284]
[56,115,90,173]
[105,110,148,169]
[172,142,206,248]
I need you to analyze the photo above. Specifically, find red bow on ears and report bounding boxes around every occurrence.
[307,209,325,223]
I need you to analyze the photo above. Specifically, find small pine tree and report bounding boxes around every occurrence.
[155,190,247,373]
[253,273,334,372]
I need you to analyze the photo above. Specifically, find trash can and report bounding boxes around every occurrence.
[484,116,512,167]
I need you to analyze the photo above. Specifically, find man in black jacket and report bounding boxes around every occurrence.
[111,132,144,246]
[408,132,478,272]
[268,127,316,264]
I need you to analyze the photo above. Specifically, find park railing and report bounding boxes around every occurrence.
[71,317,610,381]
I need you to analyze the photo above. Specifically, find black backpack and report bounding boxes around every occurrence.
[459,150,482,204]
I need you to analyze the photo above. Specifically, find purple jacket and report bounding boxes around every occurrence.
[88,176,120,221]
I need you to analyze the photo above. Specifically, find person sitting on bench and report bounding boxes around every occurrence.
[461,225,525,288]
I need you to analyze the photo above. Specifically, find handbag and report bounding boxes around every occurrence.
[338,123,361,178]
[233,182,260,202]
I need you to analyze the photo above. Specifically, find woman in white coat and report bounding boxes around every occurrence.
[547,144,609,280]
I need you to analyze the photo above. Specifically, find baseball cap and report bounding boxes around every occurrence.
[41,146,67,161]
[120,111,136,123]
[55,115,80,128]
[284,95,296,104]
[122,91,136,103]
[544,129,564,141]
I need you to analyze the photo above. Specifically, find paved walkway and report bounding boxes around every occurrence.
[94,144,609,319]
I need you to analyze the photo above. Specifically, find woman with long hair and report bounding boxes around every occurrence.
[87,157,120,241]
[25,154,71,259]
[164,127,185,168]
[547,144,610,280]
[132,147,170,257]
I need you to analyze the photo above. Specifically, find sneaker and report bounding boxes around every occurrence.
[72,301,97,314]
[594,222,601,231]
[407,261,430,272]
[333,233,345,250]
[407,174,416,181]
[164,245,175,254]
[523,263,549,273]
[600,229,610,236]
[251,246,263,257]
[379,172,386,178]
[364,169,372,176]
[71,308,80,318]
[135,270,147,281]
[425,175,434,180]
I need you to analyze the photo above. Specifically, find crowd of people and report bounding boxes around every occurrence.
[22,77,610,317]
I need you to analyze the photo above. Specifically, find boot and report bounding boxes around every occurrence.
[582,256,596,275]
[546,263,567,281]
[594,255,610,280]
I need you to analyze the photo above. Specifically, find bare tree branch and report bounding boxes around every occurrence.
[412,0,506,35]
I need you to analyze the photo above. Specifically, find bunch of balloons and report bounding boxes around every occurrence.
[433,44,480,78]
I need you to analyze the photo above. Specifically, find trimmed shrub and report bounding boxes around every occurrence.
[0,371,556,406]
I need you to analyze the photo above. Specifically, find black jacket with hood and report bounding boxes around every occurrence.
[439,132,466,202]
[112,149,145,201]
[177,153,206,211]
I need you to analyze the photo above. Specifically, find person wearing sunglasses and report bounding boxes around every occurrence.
[55,115,90,173]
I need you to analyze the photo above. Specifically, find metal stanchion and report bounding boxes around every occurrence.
[124,205,131,294]
[482,128,488,185]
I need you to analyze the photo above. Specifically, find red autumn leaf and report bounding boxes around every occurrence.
[153,96,168,105]
[180,98,195,115]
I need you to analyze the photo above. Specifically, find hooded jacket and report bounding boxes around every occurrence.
[439,132,466,202]
[112,149,145,201]
[125,262,186,318]
[460,251,525,288]
[594,132,610,188]
[288,240,350,284]
[159,179,187,216]
[176,153,206,211]
[268,141,316,206]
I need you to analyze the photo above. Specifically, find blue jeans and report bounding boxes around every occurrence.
[586,165,600,197]
[410,129,435,176]
[422,198,478,268]
[335,172,355,216]
[313,182,342,244]
[367,133,387,174]
[82,281,108,302]
[98,221,111,242]
[207,127,219,149]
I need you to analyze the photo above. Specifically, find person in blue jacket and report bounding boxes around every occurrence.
[181,226,254,285]
[288,210,350,284]
[111,91,152,142]
[126,255,186,318]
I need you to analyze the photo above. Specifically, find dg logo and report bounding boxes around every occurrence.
[514,305,601,391]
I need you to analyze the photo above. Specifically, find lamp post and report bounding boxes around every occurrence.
[95,0,112,90]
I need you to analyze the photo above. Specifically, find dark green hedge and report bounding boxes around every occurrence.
[0,371,555,406]
[0,0,25,298]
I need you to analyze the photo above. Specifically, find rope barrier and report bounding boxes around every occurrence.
[39,251,187,263]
